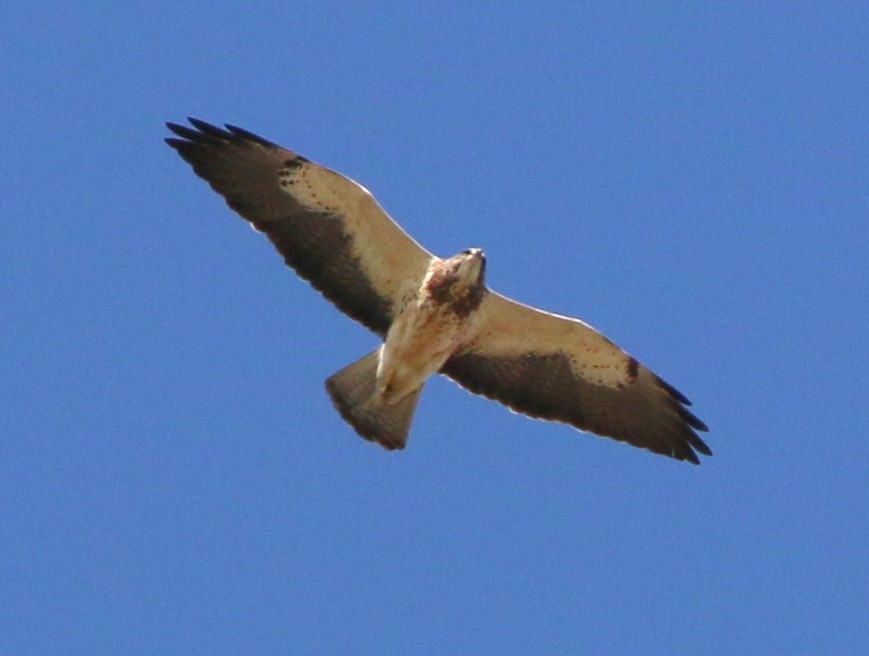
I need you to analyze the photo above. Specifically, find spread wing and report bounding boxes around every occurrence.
[442,293,711,463]
[165,118,433,336]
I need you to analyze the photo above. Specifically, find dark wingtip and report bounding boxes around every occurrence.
[164,119,220,146]
[225,123,279,148]
[186,117,231,139]
[165,118,278,150]
[679,406,709,433]
[681,409,711,461]
[687,430,713,457]
[165,120,185,134]
[652,373,711,461]
[656,375,692,405]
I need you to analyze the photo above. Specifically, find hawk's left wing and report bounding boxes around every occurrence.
[442,293,710,463]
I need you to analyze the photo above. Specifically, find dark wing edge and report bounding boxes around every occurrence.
[165,118,431,336]
[441,295,711,464]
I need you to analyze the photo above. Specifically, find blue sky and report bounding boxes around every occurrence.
[2,2,867,654]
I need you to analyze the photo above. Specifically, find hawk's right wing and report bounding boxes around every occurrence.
[166,118,434,336]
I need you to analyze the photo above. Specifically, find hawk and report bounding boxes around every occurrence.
[166,118,711,463]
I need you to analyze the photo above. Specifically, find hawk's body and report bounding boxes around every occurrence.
[166,119,711,463]
[378,251,486,403]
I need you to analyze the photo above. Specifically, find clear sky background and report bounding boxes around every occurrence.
[2,2,867,654]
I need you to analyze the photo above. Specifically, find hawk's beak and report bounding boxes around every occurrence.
[466,248,486,284]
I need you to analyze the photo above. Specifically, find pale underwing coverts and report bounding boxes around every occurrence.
[166,118,711,464]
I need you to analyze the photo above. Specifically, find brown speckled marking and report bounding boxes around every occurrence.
[424,260,485,318]
[626,356,639,382]
[424,260,455,304]
[451,284,485,318]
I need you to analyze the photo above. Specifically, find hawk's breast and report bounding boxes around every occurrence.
[376,258,485,402]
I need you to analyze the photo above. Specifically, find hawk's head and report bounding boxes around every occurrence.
[424,248,487,316]
[454,247,486,288]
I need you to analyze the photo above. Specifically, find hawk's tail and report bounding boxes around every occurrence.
[325,349,422,450]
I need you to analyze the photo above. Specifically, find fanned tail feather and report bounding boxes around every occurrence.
[325,349,422,450]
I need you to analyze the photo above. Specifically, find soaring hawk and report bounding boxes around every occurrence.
[166,119,711,463]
